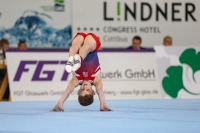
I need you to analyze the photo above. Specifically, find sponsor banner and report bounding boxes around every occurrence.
[72,0,200,48]
[6,50,161,101]
[0,0,71,48]
[154,46,200,99]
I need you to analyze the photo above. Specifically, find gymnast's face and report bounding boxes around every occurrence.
[78,80,95,96]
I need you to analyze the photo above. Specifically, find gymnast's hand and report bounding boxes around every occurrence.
[51,102,64,112]
[100,103,112,111]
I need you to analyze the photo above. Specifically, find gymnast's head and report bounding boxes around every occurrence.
[78,80,95,106]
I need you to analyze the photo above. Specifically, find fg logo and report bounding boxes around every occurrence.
[13,60,69,81]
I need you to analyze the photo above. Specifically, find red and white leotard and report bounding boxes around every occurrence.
[73,32,101,85]
[74,52,101,85]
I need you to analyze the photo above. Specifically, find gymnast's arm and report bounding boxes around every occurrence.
[94,73,112,111]
[51,74,79,112]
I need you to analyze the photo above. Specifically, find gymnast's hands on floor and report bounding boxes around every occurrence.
[50,103,112,112]
[51,102,64,112]
[100,103,112,111]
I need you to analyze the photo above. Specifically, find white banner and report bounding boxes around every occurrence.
[0,0,71,48]
[154,46,200,99]
[6,50,161,101]
[72,0,200,48]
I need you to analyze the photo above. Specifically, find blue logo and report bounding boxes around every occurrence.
[40,0,65,12]
[0,10,72,48]
[55,0,65,12]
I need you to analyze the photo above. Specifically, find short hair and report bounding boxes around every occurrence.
[0,39,9,47]
[18,41,26,47]
[163,36,172,41]
[132,36,142,42]
[78,94,94,106]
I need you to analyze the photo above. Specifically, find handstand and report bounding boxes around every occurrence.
[51,32,112,111]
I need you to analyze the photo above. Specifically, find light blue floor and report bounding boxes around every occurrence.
[0,100,200,133]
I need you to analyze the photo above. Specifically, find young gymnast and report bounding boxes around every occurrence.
[51,32,112,112]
